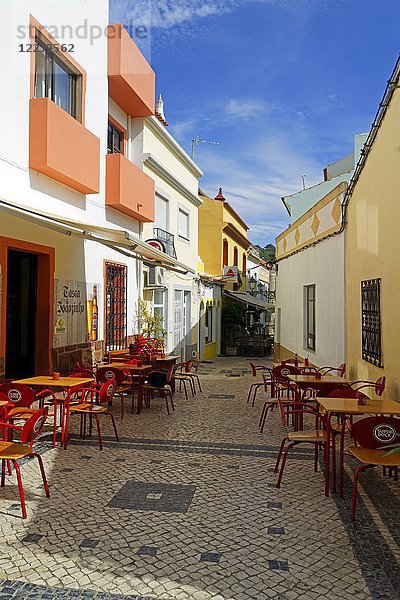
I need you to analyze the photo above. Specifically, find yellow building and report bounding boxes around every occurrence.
[198,188,250,291]
[345,57,400,397]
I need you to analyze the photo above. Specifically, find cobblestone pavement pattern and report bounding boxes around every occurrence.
[0,357,399,599]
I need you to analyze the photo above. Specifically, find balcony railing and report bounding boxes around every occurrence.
[153,228,177,259]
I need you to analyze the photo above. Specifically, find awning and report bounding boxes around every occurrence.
[0,198,195,275]
[223,290,275,311]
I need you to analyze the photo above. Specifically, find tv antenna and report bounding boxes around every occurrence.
[191,137,220,160]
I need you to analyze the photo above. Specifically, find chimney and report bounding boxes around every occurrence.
[214,187,226,202]
[155,94,169,126]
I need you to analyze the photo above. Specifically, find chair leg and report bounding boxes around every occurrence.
[252,384,263,407]
[52,401,58,448]
[313,442,318,472]
[169,391,175,411]
[107,412,120,442]
[131,383,136,414]
[260,403,273,433]
[164,392,170,415]
[12,460,27,519]
[1,460,5,487]
[194,375,202,393]
[276,441,297,488]
[31,453,50,497]
[274,437,288,473]
[120,393,124,420]
[331,434,336,493]
[352,464,371,520]
[93,414,102,450]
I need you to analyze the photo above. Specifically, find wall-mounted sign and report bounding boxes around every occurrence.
[53,280,100,348]
[146,239,166,253]
[223,266,238,277]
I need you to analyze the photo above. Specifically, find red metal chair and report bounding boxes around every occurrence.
[183,360,202,393]
[318,363,346,377]
[69,379,119,450]
[259,365,301,433]
[96,367,132,419]
[247,363,271,405]
[0,407,50,519]
[0,383,59,447]
[142,367,175,415]
[274,401,329,488]
[172,363,195,399]
[347,416,400,520]
[350,376,386,397]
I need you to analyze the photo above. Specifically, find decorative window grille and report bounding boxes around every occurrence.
[105,262,127,351]
[361,279,382,367]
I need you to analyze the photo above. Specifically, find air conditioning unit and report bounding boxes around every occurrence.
[148,266,165,287]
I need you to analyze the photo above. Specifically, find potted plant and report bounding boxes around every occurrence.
[135,299,167,341]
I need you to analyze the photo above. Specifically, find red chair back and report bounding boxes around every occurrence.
[98,379,116,404]
[20,407,48,444]
[375,376,386,397]
[320,386,360,399]
[96,367,126,387]
[0,383,36,409]
[338,363,346,377]
[351,416,400,450]
[273,364,301,380]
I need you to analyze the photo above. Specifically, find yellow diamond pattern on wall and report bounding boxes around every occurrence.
[311,214,320,236]
[294,228,300,245]
[283,238,287,252]
[331,198,342,224]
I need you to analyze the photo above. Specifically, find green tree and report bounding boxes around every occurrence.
[258,244,276,263]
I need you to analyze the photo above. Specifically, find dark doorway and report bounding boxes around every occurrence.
[6,250,38,379]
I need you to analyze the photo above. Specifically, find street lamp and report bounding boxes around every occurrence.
[248,276,257,294]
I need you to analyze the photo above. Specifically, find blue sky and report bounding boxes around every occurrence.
[110,0,400,245]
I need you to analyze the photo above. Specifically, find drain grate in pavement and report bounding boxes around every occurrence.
[138,545,158,557]
[267,527,285,535]
[108,481,196,513]
[227,373,242,377]
[79,539,100,549]
[267,501,283,509]
[268,560,289,571]
[200,552,221,564]
[208,394,235,399]
[22,534,43,543]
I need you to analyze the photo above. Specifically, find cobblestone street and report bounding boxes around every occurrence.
[0,357,399,600]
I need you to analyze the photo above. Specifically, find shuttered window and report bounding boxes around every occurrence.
[155,195,168,231]
[178,208,190,240]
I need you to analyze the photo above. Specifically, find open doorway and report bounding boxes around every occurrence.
[1,238,54,381]
[6,250,38,378]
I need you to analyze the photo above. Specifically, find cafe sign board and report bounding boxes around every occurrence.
[53,279,100,348]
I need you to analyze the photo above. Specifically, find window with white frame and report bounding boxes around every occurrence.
[153,289,166,325]
[304,284,316,351]
[178,207,190,240]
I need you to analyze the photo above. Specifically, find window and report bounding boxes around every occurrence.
[107,122,123,154]
[305,284,316,351]
[223,239,228,267]
[233,247,238,267]
[242,253,247,275]
[361,279,383,367]
[205,303,214,343]
[178,208,190,240]
[153,289,166,324]
[34,36,82,121]
[105,262,127,351]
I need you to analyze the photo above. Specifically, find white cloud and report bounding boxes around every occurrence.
[226,98,270,120]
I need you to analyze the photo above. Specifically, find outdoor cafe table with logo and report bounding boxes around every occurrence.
[316,395,400,498]
[11,376,94,449]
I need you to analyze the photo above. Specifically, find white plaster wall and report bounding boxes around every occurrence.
[275,234,345,367]
[0,1,142,344]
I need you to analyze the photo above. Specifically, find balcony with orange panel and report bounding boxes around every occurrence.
[107,24,155,117]
[106,153,155,222]
[29,98,100,194]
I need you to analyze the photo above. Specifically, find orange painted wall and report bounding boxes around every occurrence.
[106,153,155,222]
[29,98,100,194]
[108,24,155,117]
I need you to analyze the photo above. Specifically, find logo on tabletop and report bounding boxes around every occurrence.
[8,389,22,403]
[373,424,396,444]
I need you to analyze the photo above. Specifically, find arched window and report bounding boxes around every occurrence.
[223,239,228,267]
[233,246,238,266]
[242,253,247,275]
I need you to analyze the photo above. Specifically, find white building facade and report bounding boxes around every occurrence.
[0,1,199,379]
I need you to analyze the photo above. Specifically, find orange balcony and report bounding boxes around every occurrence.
[107,24,155,117]
[29,98,100,194]
[106,153,155,222]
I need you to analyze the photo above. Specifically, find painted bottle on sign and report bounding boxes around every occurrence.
[91,285,98,341]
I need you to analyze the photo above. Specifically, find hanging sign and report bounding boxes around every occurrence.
[223,266,238,277]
